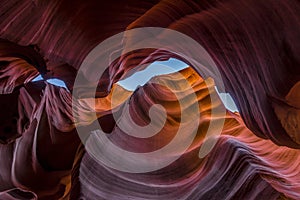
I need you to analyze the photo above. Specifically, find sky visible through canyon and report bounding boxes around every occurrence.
[32,58,238,112]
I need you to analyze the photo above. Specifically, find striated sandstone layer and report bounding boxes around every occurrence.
[0,0,299,199]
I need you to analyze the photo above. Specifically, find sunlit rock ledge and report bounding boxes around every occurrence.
[0,0,299,199]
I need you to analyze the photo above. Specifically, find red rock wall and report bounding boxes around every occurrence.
[0,0,299,199]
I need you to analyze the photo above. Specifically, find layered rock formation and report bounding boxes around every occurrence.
[0,0,299,199]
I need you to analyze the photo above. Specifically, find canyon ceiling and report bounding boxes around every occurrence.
[0,0,299,199]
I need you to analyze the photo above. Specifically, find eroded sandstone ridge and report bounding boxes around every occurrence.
[0,0,299,199]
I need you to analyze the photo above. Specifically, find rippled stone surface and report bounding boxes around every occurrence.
[0,0,299,199]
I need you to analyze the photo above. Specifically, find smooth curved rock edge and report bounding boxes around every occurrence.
[0,0,299,199]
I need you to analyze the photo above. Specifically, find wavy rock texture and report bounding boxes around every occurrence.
[0,0,299,199]
[74,68,300,200]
